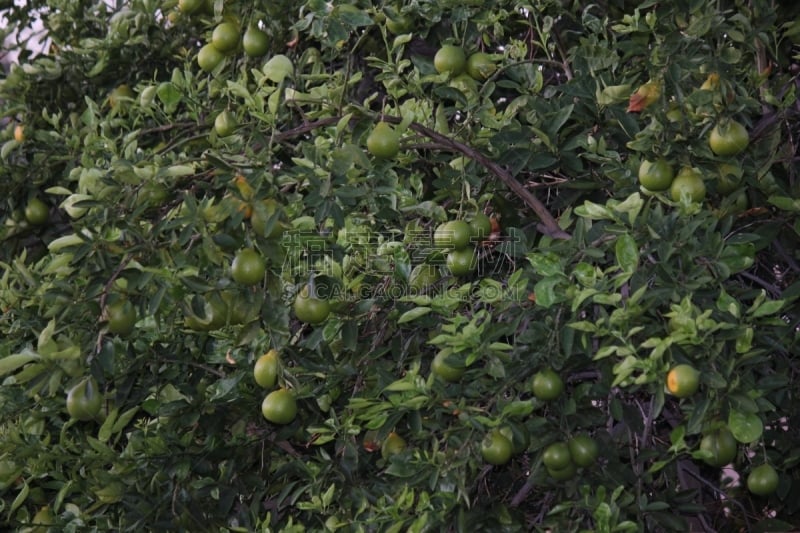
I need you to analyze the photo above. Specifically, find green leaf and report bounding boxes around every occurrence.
[647,459,670,474]
[575,200,614,221]
[728,410,764,443]
[263,55,294,83]
[768,195,800,211]
[37,319,56,352]
[719,243,754,274]
[615,233,638,273]
[383,380,417,392]
[716,288,741,318]
[111,406,140,434]
[749,299,784,318]
[533,276,563,308]
[669,425,686,452]
[398,307,432,324]
[612,192,644,224]
[8,481,29,519]
[156,82,181,112]
[752,519,799,533]
[208,375,243,402]
[335,6,373,27]
[488,342,513,352]
[569,321,599,333]
[735,327,753,354]
[501,400,534,418]
[98,407,119,443]
[526,251,562,277]
[0,351,41,376]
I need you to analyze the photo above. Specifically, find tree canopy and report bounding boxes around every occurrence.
[1,0,800,531]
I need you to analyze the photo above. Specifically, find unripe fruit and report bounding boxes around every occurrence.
[381,432,407,460]
[231,248,266,285]
[214,110,237,137]
[254,349,280,389]
[66,377,102,421]
[666,364,699,398]
[670,167,706,203]
[24,197,49,225]
[197,43,224,73]
[261,388,297,425]
[434,45,466,75]
[709,120,749,157]
[747,464,779,496]
[211,22,241,53]
[532,368,564,401]
[366,122,400,158]
[243,26,270,57]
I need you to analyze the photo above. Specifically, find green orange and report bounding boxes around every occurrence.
[381,432,407,460]
[568,434,599,467]
[254,349,280,389]
[699,427,737,467]
[747,464,779,496]
[24,197,49,225]
[481,430,513,466]
[261,388,297,425]
[434,45,466,75]
[670,167,706,203]
[366,122,400,158]
[434,220,472,249]
[231,248,266,285]
[532,369,564,401]
[446,247,477,276]
[66,377,103,421]
[197,43,224,73]
[638,158,674,191]
[293,285,331,324]
[709,120,749,157]
[106,299,137,336]
[666,364,699,398]
[542,442,572,470]
[469,213,492,239]
[243,26,269,57]
[431,350,465,382]
[214,110,237,137]
[465,52,496,80]
[211,22,241,53]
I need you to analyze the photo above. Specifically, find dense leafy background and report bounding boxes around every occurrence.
[1,0,800,531]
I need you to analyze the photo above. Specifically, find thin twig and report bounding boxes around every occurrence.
[155,358,226,377]
[510,455,543,508]
[737,270,782,298]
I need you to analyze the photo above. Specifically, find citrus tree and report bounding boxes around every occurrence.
[1,0,799,531]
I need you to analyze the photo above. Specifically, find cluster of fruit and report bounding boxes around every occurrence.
[638,119,750,203]
[431,214,492,277]
[253,349,297,425]
[540,435,600,480]
[364,44,496,161]
[378,365,595,471]
[184,5,270,74]
[665,363,779,496]
[433,44,496,81]
[478,368,600,473]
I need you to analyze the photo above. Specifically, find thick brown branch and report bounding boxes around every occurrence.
[272,116,570,239]
[401,120,570,239]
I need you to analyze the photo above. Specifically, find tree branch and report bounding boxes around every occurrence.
[271,116,570,239]
[273,115,571,239]
[401,119,570,239]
